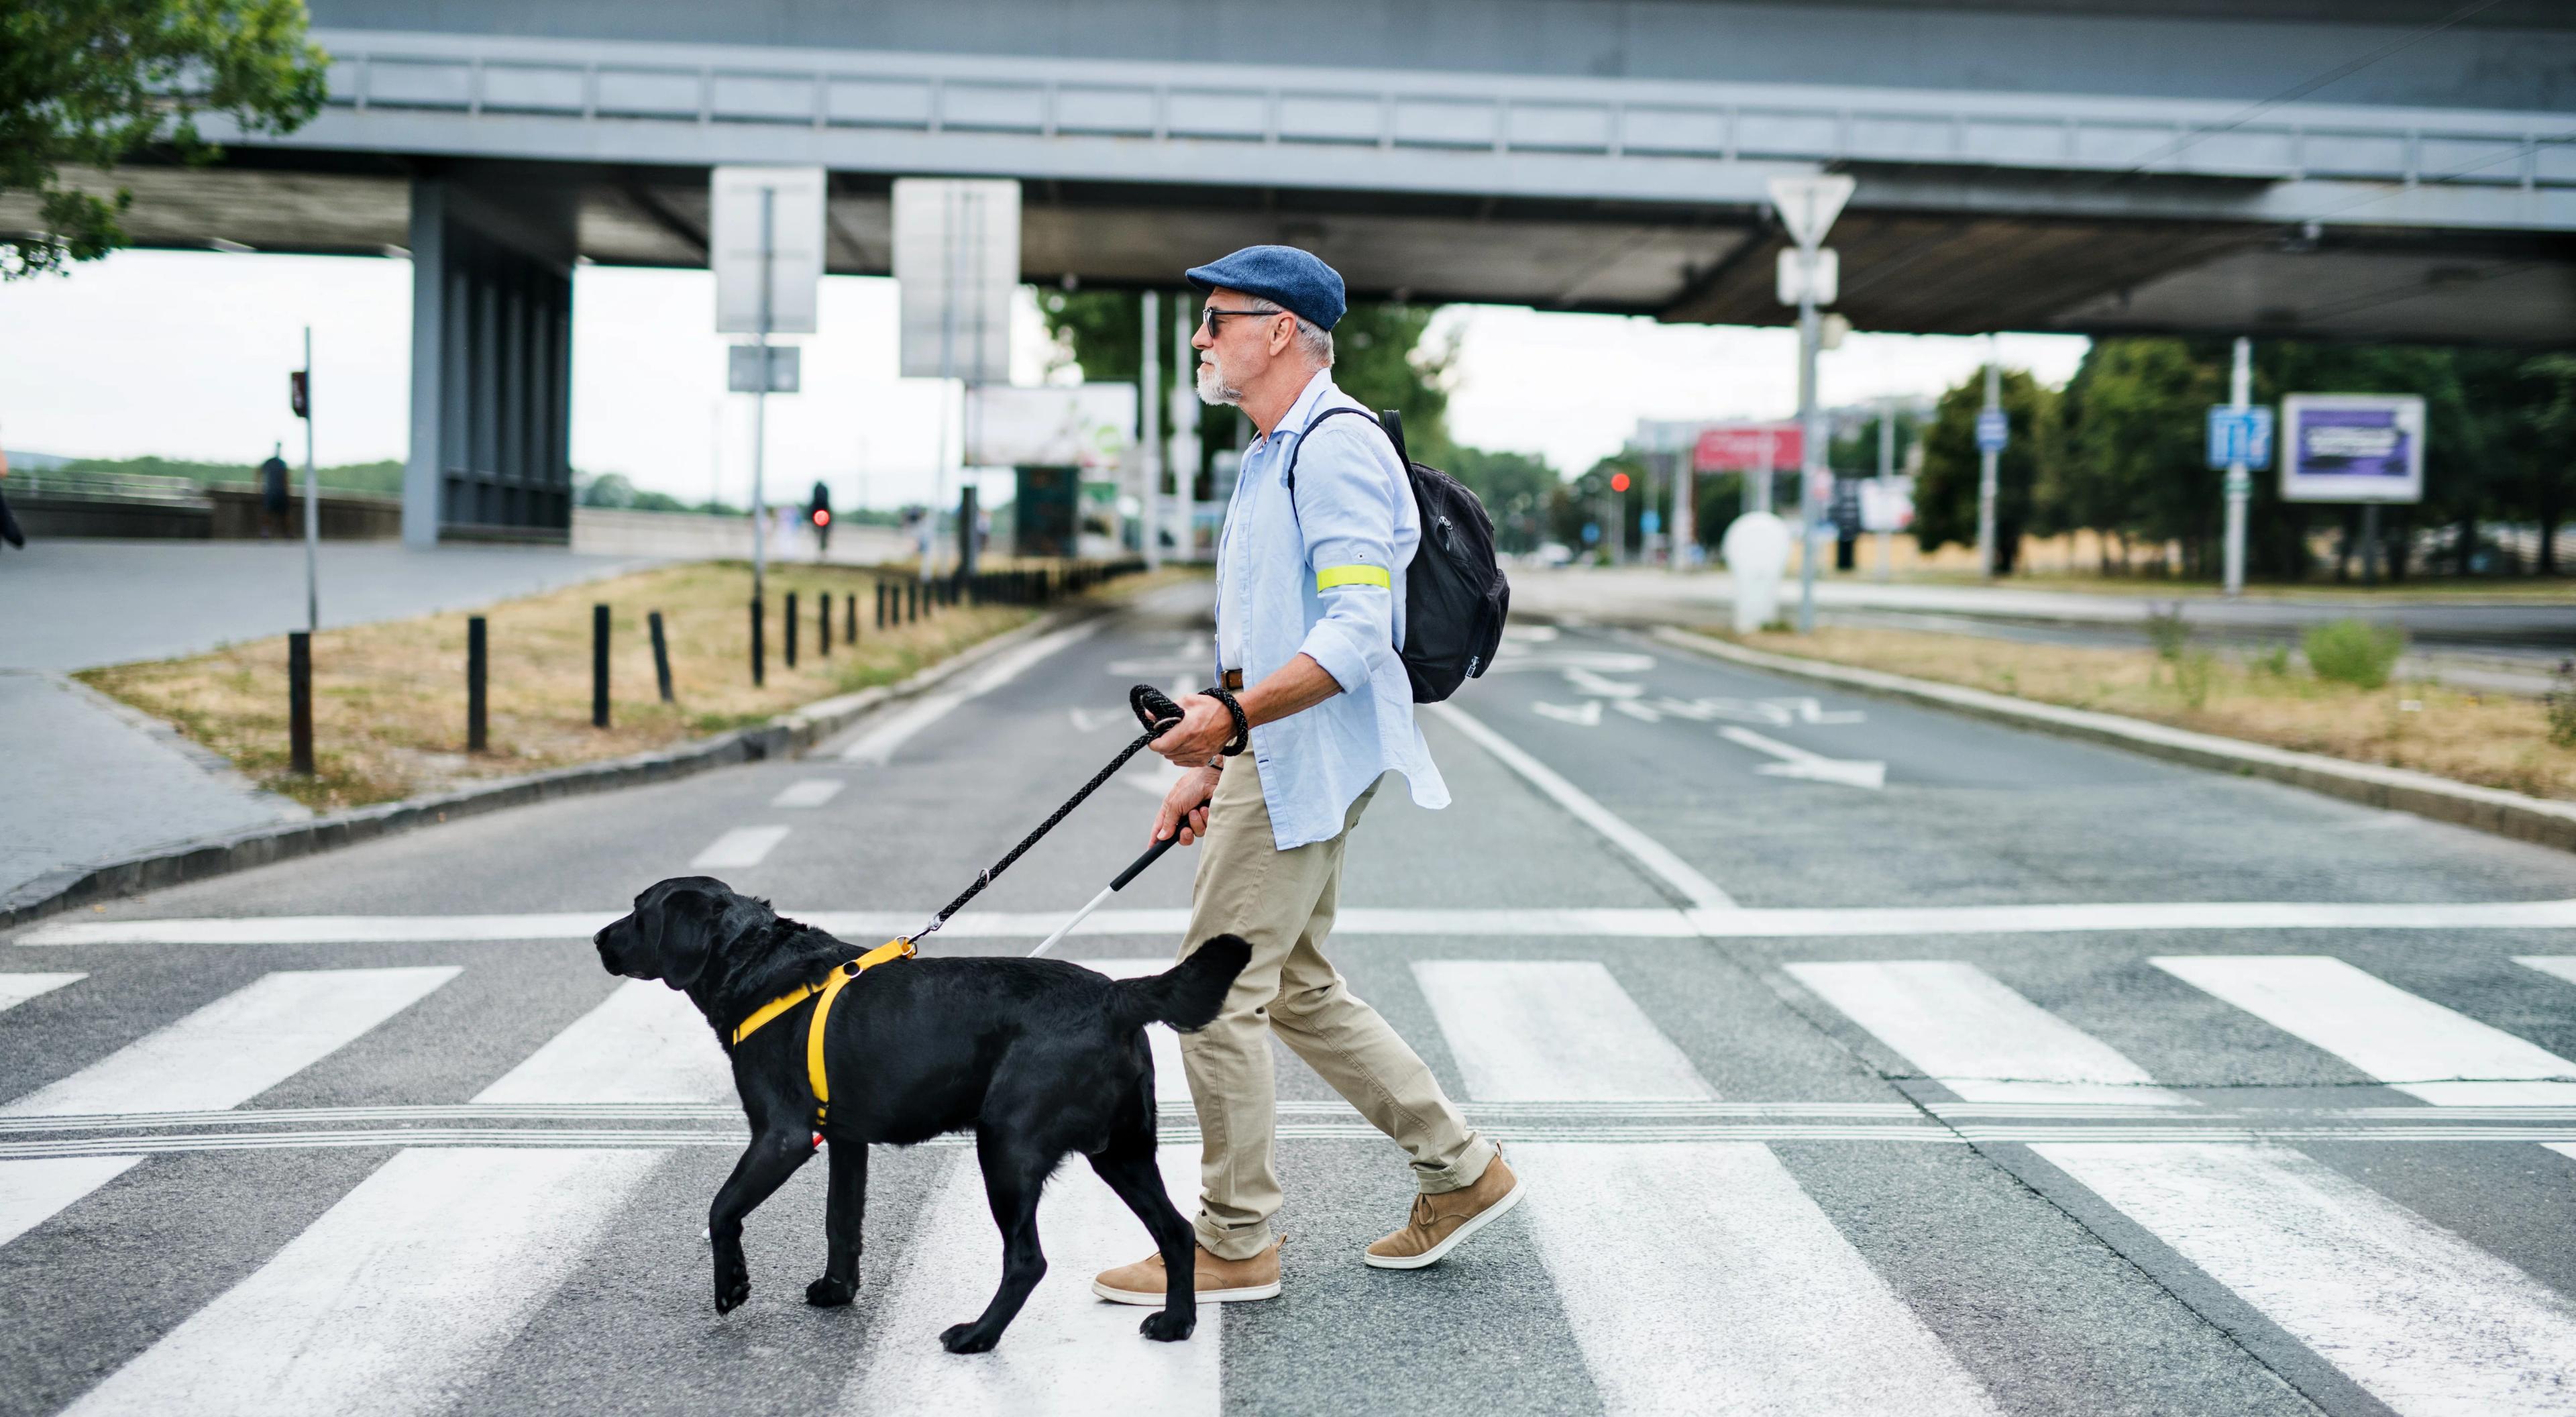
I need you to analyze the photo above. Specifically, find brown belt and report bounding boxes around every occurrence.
[1220,668,1243,690]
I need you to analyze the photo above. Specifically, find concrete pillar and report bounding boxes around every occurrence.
[405,170,579,546]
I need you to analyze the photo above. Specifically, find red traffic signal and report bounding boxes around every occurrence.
[1609,472,1631,492]
[811,509,830,527]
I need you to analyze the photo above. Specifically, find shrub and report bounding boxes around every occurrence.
[2174,649,2216,709]
[2547,660,2576,749]
[2249,645,2293,678]
[2304,619,2406,690]
[2144,604,2190,662]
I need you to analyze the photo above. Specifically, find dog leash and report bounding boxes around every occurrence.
[902,683,1220,949]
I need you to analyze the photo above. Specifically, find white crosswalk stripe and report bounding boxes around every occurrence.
[0,972,83,1012]
[2038,1142,2576,1417]
[839,1145,1215,1415]
[0,968,456,1253]
[1786,959,2186,1106]
[61,982,728,1416]
[1419,959,1999,1416]
[2155,955,2576,1105]
[771,778,846,808]
[1801,953,2576,1415]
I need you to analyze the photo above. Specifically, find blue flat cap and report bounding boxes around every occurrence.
[1185,245,1346,331]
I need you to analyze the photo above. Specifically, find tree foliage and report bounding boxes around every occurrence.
[2,0,328,278]
[1913,368,2059,574]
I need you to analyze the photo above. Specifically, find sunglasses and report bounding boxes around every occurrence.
[1199,306,1287,335]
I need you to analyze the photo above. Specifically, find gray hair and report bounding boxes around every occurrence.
[1242,295,1335,367]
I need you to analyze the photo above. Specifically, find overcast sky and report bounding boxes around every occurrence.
[0,248,2087,507]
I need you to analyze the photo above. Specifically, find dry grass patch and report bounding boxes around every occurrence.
[1735,625,2576,802]
[80,562,1161,812]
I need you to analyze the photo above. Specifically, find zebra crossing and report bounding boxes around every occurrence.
[5,945,2576,1414]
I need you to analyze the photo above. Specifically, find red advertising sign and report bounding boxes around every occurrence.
[1693,423,1801,472]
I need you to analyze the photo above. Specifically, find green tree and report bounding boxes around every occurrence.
[1913,368,2058,574]
[3,0,329,278]
[1445,447,1559,552]
[2521,354,2576,576]
[2052,338,2222,570]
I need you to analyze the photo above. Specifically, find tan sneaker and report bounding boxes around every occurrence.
[1364,1155,1521,1269]
[1093,1238,1283,1305]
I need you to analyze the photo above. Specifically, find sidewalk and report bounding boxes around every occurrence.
[5,540,658,900]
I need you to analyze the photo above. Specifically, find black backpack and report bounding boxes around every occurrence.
[1286,407,1510,702]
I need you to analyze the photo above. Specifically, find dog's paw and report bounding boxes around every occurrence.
[713,1262,751,1315]
[1139,1310,1196,1343]
[805,1275,857,1308]
[939,1321,1000,1354]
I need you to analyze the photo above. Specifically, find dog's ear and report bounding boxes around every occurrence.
[633,878,730,989]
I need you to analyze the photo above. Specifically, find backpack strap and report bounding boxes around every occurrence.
[1283,406,1406,533]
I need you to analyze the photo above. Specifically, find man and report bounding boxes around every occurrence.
[258,442,290,539]
[1094,246,1518,1308]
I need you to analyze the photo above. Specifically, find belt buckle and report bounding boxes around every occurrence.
[1221,668,1243,691]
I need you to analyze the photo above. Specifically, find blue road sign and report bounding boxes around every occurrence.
[1641,510,1662,535]
[2205,405,2275,470]
[1974,409,2008,453]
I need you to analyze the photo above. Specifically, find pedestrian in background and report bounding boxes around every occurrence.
[258,441,290,539]
[0,436,24,551]
[1094,246,1517,1309]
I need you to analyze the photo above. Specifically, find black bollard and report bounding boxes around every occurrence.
[647,611,673,703]
[818,590,831,658]
[875,581,887,630]
[466,617,487,752]
[750,596,765,687]
[592,605,610,728]
[786,591,799,668]
[289,630,315,775]
[844,592,857,645]
[906,580,917,623]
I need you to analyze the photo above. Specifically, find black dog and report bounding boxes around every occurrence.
[593,876,1248,1352]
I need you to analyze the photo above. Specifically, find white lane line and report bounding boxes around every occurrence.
[2518,956,2576,989]
[0,972,83,1012]
[843,619,1104,764]
[2038,1142,2576,1417]
[35,897,2576,948]
[1787,960,2188,1106]
[1515,1142,2001,1417]
[60,1147,664,1417]
[1423,963,1996,1415]
[2154,955,2576,1106]
[770,778,846,808]
[64,983,729,1415]
[1428,700,1737,910]
[0,1156,143,1247]
[1078,959,1189,1104]
[839,1144,1214,1416]
[690,825,792,871]
[1413,961,1715,1102]
[1716,726,1887,791]
[2,967,459,1117]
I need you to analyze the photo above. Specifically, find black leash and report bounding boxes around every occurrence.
[903,684,1195,948]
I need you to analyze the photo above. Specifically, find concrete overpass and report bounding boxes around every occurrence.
[13,1,2571,542]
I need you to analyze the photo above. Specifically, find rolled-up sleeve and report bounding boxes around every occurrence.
[1291,422,1404,692]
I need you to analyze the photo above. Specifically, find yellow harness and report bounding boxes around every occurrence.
[728,939,914,1123]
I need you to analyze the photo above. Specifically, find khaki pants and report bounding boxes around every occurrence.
[1176,751,1495,1260]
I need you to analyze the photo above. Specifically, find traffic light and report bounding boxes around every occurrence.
[1609,472,1630,493]
[807,481,833,554]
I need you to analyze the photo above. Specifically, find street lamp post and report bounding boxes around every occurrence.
[1976,337,2001,580]
[2223,335,2252,598]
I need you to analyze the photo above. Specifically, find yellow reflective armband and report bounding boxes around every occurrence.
[1316,564,1391,592]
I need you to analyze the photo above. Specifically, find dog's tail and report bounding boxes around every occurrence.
[1111,935,1252,1033]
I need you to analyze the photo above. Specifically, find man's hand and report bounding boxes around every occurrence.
[1153,763,1222,845]
[1148,694,1236,767]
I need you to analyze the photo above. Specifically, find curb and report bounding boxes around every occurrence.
[1650,625,2576,855]
[3,605,1097,931]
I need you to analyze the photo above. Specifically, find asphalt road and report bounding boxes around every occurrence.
[7,578,2576,1416]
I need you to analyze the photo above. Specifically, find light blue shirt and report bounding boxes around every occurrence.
[1215,368,1449,850]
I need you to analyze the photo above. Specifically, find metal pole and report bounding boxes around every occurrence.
[1794,273,1823,633]
[1876,397,1896,583]
[1139,288,1161,570]
[2223,335,2252,598]
[1752,431,1773,516]
[301,326,318,633]
[1669,449,1693,571]
[1173,295,1200,558]
[1977,335,2001,580]
[752,187,773,607]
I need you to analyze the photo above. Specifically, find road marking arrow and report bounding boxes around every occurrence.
[1611,698,1664,723]
[1562,667,1646,698]
[1719,727,1886,790]
[1533,700,1605,727]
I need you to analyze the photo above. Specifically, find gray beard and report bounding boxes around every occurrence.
[1195,362,1242,407]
